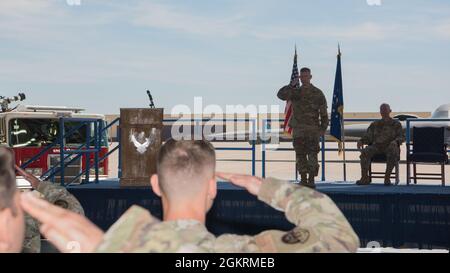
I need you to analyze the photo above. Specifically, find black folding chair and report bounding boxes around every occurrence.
[369,153,400,185]
[407,127,448,186]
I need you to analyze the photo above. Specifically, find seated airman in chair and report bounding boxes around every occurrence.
[357,104,405,186]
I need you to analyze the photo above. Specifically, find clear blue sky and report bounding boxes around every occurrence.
[1,0,449,114]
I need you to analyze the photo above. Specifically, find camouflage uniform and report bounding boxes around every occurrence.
[358,118,405,185]
[95,178,360,253]
[22,182,84,253]
[278,84,329,186]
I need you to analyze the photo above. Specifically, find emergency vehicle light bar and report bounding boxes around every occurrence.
[17,105,85,113]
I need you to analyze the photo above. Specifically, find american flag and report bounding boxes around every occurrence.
[283,47,300,136]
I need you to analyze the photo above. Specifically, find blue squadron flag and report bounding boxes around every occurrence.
[330,46,344,152]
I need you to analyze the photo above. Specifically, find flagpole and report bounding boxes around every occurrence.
[338,44,347,182]
[341,117,347,182]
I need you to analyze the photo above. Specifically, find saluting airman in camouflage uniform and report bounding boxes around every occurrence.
[96,177,359,253]
[20,140,359,254]
[357,103,405,186]
[18,167,84,253]
[278,68,329,188]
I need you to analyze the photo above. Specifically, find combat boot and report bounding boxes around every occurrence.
[299,173,309,187]
[384,165,394,186]
[300,173,307,183]
[356,168,371,186]
[356,176,371,185]
[307,173,316,189]
[384,172,393,186]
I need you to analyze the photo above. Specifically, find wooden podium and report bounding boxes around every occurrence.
[120,108,164,187]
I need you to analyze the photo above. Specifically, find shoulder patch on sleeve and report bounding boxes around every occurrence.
[282,228,310,244]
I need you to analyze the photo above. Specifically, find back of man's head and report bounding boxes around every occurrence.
[0,146,24,253]
[156,139,216,201]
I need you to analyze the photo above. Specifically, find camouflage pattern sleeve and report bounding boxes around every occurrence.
[277,85,297,101]
[394,121,405,145]
[95,205,161,253]
[253,178,359,252]
[22,214,41,253]
[36,181,84,215]
[318,91,329,133]
[360,122,375,145]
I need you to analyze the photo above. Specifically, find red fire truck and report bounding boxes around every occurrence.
[0,94,109,186]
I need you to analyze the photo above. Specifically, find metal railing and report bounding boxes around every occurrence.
[21,116,449,185]
[163,118,257,176]
[20,117,118,186]
[261,118,327,180]
[67,117,121,185]
[405,118,450,151]
[22,117,257,186]
[262,118,449,181]
[405,118,450,185]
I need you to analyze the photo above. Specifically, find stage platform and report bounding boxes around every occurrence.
[67,180,450,250]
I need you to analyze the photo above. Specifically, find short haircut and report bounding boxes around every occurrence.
[300,67,311,74]
[380,103,391,111]
[0,147,17,214]
[156,139,216,198]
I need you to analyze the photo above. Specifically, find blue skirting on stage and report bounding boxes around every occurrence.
[68,180,450,250]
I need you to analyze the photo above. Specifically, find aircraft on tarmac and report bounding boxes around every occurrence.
[204,103,450,144]
[327,103,450,142]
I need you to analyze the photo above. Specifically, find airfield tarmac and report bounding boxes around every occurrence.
[107,141,449,185]
[105,110,448,185]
